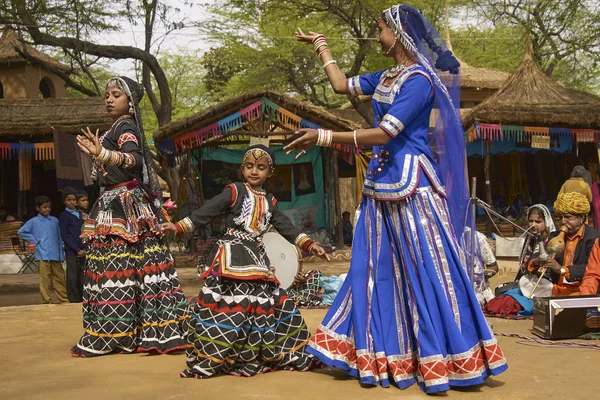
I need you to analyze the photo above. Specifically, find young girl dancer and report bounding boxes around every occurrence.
[161,144,329,378]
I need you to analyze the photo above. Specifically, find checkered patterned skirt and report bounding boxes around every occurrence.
[181,275,316,378]
[71,234,190,357]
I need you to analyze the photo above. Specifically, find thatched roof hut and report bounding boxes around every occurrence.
[459,59,511,90]
[153,90,360,142]
[463,42,600,129]
[0,97,112,136]
[0,28,69,71]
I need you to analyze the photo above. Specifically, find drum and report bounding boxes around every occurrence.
[263,232,300,290]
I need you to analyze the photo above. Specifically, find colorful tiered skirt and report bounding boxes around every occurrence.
[71,234,190,356]
[181,275,316,378]
[306,188,507,393]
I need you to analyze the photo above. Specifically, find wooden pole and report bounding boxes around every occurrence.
[333,149,345,249]
[484,139,492,234]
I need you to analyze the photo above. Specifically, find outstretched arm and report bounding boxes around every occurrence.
[161,186,234,236]
[296,28,347,94]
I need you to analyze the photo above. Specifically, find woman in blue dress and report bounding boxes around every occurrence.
[286,4,507,394]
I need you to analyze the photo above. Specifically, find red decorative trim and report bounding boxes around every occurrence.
[225,183,238,207]
[118,132,139,148]
[174,222,185,236]
[311,328,506,385]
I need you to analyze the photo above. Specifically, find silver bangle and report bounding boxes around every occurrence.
[353,130,358,147]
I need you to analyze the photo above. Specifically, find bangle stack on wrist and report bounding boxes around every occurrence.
[312,34,327,52]
[316,128,334,147]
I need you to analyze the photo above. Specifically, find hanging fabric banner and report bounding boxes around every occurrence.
[278,107,302,132]
[300,119,321,130]
[523,126,549,143]
[174,131,197,153]
[19,148,33,191]
[218,112,244,134]
[158,97,361,157]
[10,143,34,159]
[476,123,502,140]
[260,98,280,122]
[0,143,10,159]
[572,129,596,143]
[240,101,261,122]
[34,143,55,160]
[196,122,221,143]
[501,125,524,142]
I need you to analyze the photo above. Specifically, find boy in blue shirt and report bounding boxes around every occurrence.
[18,195,67,304]
[59,187,86,303]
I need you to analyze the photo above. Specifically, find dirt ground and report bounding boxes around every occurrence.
[0,259,599,399]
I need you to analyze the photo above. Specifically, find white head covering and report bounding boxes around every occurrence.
[528,204,556,235]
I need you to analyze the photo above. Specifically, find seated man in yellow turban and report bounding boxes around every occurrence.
[532,192,600,296]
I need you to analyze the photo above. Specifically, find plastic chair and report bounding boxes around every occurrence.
[11,236,37,273]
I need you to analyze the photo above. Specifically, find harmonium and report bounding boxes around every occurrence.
[532,295,600,339]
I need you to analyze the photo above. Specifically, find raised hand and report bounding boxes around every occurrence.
[295,28,322,44]
[77,127,102,157]
[284,128,318,159]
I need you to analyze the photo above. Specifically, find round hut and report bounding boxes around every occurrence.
[463,39,600,224]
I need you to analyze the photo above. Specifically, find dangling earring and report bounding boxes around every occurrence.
[129,102,134,115]
[384,37,398,56]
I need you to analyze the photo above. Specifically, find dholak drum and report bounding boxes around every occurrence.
[263,232,300,290]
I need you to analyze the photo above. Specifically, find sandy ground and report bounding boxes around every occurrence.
[0,259,599,399]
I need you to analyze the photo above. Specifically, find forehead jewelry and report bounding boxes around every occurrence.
[242,148,273,167]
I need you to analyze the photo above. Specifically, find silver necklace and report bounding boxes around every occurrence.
[383,64,406,78]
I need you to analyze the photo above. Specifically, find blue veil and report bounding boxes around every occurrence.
[381,5,468,239]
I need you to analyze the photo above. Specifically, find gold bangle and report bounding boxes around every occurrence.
[322,59,337,69]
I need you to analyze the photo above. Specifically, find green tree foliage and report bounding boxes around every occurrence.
[140,48,210,142]
[466,0,600,93]
[198,0,463,108]
[450,24,524,73]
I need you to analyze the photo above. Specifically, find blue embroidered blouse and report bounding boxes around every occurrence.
[347,65,446,200]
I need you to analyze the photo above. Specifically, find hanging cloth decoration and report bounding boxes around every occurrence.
[260,98,280,122]
[158,97,363,157]
[476,123,502,140]
[218,112,243,134]
[34,143,55,160]
[0,143,9,159]
[572,129,596,143]
[501,125,524,143]
[240,101,261,122]
[278,107,302,132]
[18,147,33,191]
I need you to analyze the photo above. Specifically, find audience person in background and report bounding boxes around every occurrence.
[76,190,90,220]
[342,211,353,246]
[59,187,86,303]
[528,192,599,296]
[559,166,592,203]
[0,205,16,223]
[18,195,67,304]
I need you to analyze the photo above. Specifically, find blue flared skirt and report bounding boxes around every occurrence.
[306,187,507,393]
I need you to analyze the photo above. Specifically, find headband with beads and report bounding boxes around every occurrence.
[242,148,273,167]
